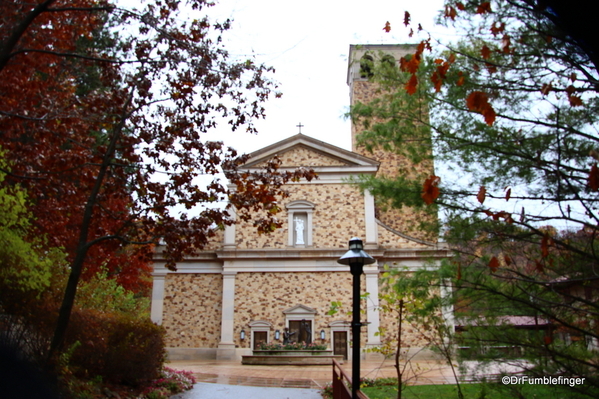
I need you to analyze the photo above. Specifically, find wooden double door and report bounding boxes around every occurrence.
[333,331,348,359]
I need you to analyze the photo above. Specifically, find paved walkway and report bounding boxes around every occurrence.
[167,357,459,392]
[170,382,323,399]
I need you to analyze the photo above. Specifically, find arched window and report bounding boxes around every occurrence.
[359,54,374,79]
[286,200,315,247]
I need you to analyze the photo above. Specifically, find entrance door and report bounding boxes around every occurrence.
[253,331,267,350]
[333,331,348,359]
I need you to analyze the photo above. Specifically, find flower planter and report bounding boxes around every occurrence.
[241,349,344,365]
[253,350,334,356]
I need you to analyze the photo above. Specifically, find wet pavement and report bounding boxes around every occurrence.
[167,357,459,391]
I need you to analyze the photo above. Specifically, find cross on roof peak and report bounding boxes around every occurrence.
[296,122,304,134]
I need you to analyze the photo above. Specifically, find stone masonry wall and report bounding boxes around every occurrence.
[255,146,350,168]
[235,183,366,249]
[162,273,222,348]
[351,80,437,242]
[233,271,369,349]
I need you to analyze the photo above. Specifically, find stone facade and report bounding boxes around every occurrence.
[162,273,223,348]
[151,44,451,362]
[235,184,366,250]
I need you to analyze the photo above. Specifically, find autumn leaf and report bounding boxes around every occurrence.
[481,45,491,59]
[541,234,552,258]
[466,91,496,125]
[569,94,583,107]
[505,187,511,201]
[403,12,411,27]
[504,255,512,266]
[444,5,457,20]
[476,1,492,14]
[544,335,552,345]
[489,256,499,272]
[405,74,419,95]
[383,21,391,32]
[490,21,505,36]
[421,175,441,205]
[476,185,487,204]
[589,163,599,190]
[540,83,553,95]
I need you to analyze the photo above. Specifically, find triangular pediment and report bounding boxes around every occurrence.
[242,134,379,172]
[283,304,317,315]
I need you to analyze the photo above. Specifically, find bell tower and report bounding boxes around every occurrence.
[348,44,436,242]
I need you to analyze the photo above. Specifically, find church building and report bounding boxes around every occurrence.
[150,44,450,361]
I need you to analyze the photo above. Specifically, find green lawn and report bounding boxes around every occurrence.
[362,382,592,399]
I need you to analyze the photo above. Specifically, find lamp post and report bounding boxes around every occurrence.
[337,237,375,399]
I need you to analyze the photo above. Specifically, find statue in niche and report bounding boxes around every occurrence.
[283,327,295,344]
[294,217,305,245]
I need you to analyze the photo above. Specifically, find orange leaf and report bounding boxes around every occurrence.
[383,21,391,33]
[477,186,487,204]
[421,175,441,205]
[489,256,499,272]
[466,91,496,125]
[589,163,599,191]
[405,74,419,95]
[457,72,465,86]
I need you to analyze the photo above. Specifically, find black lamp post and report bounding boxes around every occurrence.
[337,237,375,399]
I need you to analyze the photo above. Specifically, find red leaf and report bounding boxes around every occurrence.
[421,175,441,205]
[541,235,551,258]
[544,335,552,345]
[444,6,457,20]
[466,91,496,125]
[383,21,391,32]
[456,2,465,10]
[403,12,411,27]
[505,187,511,201]
[504,255,512,266]
[588,163,599,191]
[476,1,492,14]
[490,22,505,36]
[569,94,583,107]
[477,186,487,204]
[489,256,499,272]
[481,45,491,60]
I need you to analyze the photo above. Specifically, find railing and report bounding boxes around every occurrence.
[332,359,369,399]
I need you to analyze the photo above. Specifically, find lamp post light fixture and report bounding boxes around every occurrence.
[275,329,280,340]
[320,329,326,341]
[337,237,375,399]
[240,329,245,340]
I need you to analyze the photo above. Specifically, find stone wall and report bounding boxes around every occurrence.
[162,273,223,348]
[235,183,366,249]
[233,271,369,348]
[351,80,436,241]
[255,146,350,168]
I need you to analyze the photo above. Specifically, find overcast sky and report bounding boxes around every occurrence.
[200,0,447,154]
